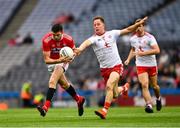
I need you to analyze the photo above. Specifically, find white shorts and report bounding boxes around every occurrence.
[47,63,69,74]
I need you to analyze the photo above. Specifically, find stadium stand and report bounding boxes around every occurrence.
[148,0,180,44]
[0,0,97,94]
[69,0,165,44]
[0,0,23,35]
[17,0,98,48]
[0,45,34,77]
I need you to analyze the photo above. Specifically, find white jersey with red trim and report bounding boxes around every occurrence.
[130,32,158,67]
[88,30,122,68]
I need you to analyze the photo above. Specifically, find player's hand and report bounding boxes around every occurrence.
[134,51,145,56]
[60,56,73,63]
[124,59,130,66]
[74,48,82,56]
[138,51,146,56]
[139,16,148,24]
[68,53,76,63]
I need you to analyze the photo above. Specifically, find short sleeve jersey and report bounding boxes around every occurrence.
[130,32,158,67]
[88,30,122,68]
[42,32,75,59]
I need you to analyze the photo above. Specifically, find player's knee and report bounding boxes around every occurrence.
[49,79,56,88]
[153,85,160,90]
[113,93,118,99]
[61,83,69,90]
[55,65,64,71]
[106,85,113,91]
[107,79,117,86]
[141,81,149,89]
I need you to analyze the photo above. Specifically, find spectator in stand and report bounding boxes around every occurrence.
[158,50,170,67]
[33,92,45,107]
[15,33,23,46]
[77,76,87,90]
[8,36,16,47]
[159,65,176,88]
[23,32,34,44]
[97,78,106,91]
[175,63,180,88]
[127,66,140,96]
[53,13,75,25]
[21,81,33,108]
[83,77,98,91]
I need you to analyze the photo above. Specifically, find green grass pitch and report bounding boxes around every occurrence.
[0,107,180,127]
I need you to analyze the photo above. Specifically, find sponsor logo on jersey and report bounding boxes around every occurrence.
[51,48,61,53]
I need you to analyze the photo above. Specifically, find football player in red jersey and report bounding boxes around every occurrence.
[37,24,85,117]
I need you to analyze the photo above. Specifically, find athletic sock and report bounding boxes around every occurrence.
[43,101,50,111]
[146,101,153,108]
[103,102,111,112]
[122,84,128,92]
[146,103,152,108]
[65,85,79,102]
[43,88,56,110]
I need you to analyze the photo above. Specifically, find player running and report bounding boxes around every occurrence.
[124,19,162,113]
[74,16,147,119]
[37,24,85,117]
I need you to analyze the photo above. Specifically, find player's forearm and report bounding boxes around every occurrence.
[78,44,87,52]
[125,17,147,33]
[127,49,135,61]
[44,58,63,64]
[142,49,160,56]
[79,40,91,52]
[126,22,142,33]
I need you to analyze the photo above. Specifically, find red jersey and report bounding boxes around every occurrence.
[42,32,75,59]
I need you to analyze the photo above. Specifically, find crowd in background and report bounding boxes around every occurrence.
[8,32,34,47]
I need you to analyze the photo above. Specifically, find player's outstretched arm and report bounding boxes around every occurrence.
[120,16,148,35]
[74,40,91,56]
[124,47,135,65]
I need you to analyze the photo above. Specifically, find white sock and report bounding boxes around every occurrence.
[147,104,152,109]
[102,108,107,113]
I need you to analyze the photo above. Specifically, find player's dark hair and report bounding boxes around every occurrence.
[93,16,105,24]
[51,24,63,33]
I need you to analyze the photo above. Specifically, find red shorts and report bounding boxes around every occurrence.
[100,64,123,84]
[136,66,158,77]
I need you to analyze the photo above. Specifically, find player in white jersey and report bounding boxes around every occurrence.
[74,16,147,119]
[124,19,162,113]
